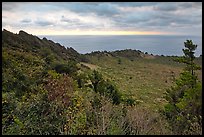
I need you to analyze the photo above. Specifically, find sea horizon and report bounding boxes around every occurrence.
[38,35,202,57]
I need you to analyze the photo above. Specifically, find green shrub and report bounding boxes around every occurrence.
[89,70,121,105]
[54,60,78,75]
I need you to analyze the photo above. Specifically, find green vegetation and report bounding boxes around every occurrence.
[163,40,202,135]
[2,30,202,135]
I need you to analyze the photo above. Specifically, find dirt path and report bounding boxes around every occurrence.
[80,62,100,70]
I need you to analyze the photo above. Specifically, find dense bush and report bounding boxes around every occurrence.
[89,70,121,105]
[53,60,78,76]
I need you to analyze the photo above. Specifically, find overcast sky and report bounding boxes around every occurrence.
[2,2,202,36]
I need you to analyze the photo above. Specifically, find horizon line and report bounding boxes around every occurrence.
[3,28,201,37]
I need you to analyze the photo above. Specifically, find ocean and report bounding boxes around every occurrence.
[38,35,202,57]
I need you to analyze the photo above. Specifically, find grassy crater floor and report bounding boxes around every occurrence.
[84,55,202,111]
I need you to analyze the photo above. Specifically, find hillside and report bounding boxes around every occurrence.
[2,30,202,135]
[2,29,81,62]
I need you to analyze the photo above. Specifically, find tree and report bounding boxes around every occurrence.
[174,40,201,88]
[163,40,202,135]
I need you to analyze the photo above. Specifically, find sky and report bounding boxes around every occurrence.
[2,2,202,36]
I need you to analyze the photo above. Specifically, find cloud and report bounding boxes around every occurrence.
[34,20,53,26]
[153,3,178,11]
[2,2,20,11]
[113,2,158,7]
[57,2,120,17]
[60,15,81,23]
[2,2,202,36]
[21,19,32,23]
[92,3,119,16]
[178,2,202,9]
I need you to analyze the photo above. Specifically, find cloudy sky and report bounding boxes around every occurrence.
[2,2,202,36]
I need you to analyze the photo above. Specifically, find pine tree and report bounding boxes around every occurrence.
[164,40,202,135]
[174,40,201,88]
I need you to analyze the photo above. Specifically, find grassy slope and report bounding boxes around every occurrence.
[84,55,202,111]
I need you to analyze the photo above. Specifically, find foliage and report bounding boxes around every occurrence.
[163,40,202,135]
[89,70,121,105]
[53,60,79,76]
[2,30,202,135]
